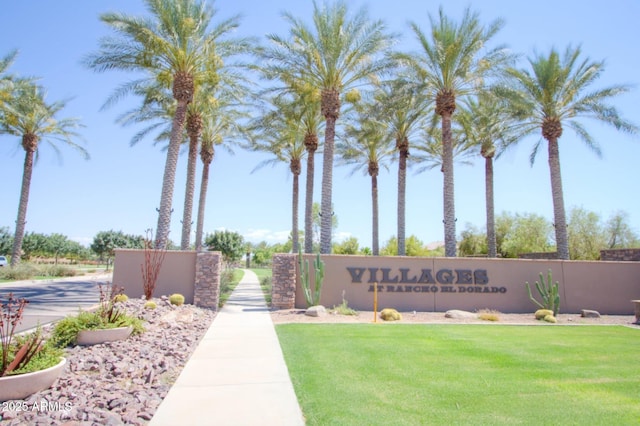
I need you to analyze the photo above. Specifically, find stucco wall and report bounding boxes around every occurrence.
[286,254,640,315]
[113,249,197,304]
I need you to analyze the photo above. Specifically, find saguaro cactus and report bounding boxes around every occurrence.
[298,248,325,307]
[525,269,560,316]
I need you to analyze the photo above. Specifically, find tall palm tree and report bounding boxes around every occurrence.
[373,78,430,256]
[1,81,87,266]
[194,89,249,251]
[85,0,248,248]
[248,98,306,253]
[457,93,519,257]
[0,50,19,110]
[402,6,507,256]
[498,46,638,260]
[337,100,394,255]
[263,0,395,253]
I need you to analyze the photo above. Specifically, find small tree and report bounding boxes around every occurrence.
[0,227,13,256]
[141,229,166,300]
[205,230,245,266]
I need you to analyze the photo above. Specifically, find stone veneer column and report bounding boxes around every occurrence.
[272,253,297,309]
[194,251,222,310]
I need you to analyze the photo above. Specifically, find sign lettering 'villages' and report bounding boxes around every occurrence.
[346,267,507,295]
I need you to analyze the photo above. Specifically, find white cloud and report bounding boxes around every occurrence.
[333,231,353,243]
[243,229,290,243]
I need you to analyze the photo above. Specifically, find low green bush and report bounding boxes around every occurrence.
[544,315,557,323]
[52,310,144,347]
[535,309,554,320]
[331,292,358,316]
[40,264,76,278]
[1,330,64,376]
[380,308,402,321]
[144,301,157,309]
[51,283,144,347]
[477,309,500,322]
[260,276,272,305]
[113,294,129,303]
[169,293,185,306]
[0,263,39,281]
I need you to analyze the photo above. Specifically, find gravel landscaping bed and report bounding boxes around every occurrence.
[1,297,216,426]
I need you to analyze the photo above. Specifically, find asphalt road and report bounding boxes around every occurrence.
[0,273,112,333]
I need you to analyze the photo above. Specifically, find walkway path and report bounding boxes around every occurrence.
[150,269,305,426]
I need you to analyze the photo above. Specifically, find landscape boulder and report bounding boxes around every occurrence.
[444,309,476,320]
[305,305,327,317]
[581,309,601,318]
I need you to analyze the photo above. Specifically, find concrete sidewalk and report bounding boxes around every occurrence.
[150,270,305,426]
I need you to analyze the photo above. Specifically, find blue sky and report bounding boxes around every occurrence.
[1,1,639,250]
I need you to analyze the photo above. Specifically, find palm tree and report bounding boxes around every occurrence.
[457,93,518,257]
[194,95,248,251]
[337,100,393,255]
[0,50,19,109]
[498,46,638,259]
[402,6,507,256]
[373,78,430,256]
[85,0,248,248]
[263,0,395,253]
[1,81,87,266]
[413,122,474,231]
[248,98,306,253]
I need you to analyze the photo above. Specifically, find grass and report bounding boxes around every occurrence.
[251,268,272,305]
[0,262,109,283]
[276,324,640,425]
[218,268,244,307]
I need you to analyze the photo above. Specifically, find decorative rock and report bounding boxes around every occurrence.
[581,309,601,318]
[305,305,327,317]
[444,309,476,319]
[1,298,216,426]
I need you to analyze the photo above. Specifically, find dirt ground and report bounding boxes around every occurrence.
[271,308,640,327]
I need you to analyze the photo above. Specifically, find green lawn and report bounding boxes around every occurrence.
[276,324,640,425]
[218,268,244,307]
[250,268,272,305]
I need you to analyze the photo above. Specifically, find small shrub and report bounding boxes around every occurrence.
[169,293,185,306]
[260,276,272,306]
[50,282,144,347]
[41,265,76,278]
[535,309,554,320]
[144,301,157,310]
[477,309,500,322]
[543,314,557,324]
[331,291,358,316]
[0,263,39,281]
[113,294,129,303]
[380,308,402,321]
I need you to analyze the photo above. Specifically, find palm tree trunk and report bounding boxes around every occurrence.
[155,100,188,249]
[548,137,569,260]
[372,173,379,256]
[442,111,457,257]
[11,147,35,266]
[397,148,408,256]
[304,147,316,253]
[485,156,497,257]
[320,116,336,254]
[292,170,300,253]
[180,132,199,250]
[195,159,211,252]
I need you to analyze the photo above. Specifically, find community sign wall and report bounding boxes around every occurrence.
[283,255,639,315]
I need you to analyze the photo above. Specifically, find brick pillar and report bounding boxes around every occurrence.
[272,253,297,309]
[194,251,222,310]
